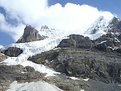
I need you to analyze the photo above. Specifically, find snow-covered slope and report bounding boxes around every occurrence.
[2,36,65,76]
[84,15,114,40]
[39,25,64,38]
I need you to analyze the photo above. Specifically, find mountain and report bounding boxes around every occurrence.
[84,16,111,40]
[16,25,47,43]
[1,15,121,91]
[85,16,121,40]
[86,16,121,51]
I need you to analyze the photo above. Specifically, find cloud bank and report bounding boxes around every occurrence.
[0,0,114,41]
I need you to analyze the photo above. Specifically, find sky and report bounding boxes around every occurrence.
[49,0,121,17]
[0,0,120,45]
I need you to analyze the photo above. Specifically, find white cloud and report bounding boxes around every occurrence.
[0,0,48,24]
[0,0,114,41]
[0,13,25,40]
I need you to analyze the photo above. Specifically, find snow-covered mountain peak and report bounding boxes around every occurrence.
[16,25,47,43]
[108,17,121,33]
[40,25,56,34]
[84,15,114,40]
[39,25,64,39]
[41,25,50,30]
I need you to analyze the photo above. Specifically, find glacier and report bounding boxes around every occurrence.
[7,81,63,91]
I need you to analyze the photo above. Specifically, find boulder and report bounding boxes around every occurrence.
[58,34,93,49]
[1,47,23,57]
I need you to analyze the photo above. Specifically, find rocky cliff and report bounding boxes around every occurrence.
[17,25,47,43]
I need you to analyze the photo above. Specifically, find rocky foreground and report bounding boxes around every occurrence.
[28,34,121,91]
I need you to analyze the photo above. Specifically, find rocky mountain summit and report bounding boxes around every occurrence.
[109,17,121,33]
[17,25,47,43]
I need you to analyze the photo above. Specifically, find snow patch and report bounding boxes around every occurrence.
[7,81,63,91]
[82,78,89,81]
[80,89,85,91]
[21,60,59,76]
[69,77,89,82]
[97,40,107,45]
[69,77,80,80]
[2,58,59,76]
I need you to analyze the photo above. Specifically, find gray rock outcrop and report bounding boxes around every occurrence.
[29,48,121,84]
[0,64,120,91]
[0,53,7,62]
[94,32,121,52]
[58,34,93,49]
[1,47,23,57]
[17,25,47,43]
[0,65,44,91]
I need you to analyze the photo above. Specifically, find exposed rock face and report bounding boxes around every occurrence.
[17,25,47,43]
[107,17,121,42]
[58,34,93,49]
[29,33,121,85]
[0,65,45,91]
[0,53,7,62]
[0,64,91,91]
[44,75,88,91]
[1,47,23,57]
[0,64,85,91]
[29,48,121,84]
[49,75,121,91]
[115,48,121,53]
[94,33,121,52]
[87,17,121,51]
[109,17,121,33]
[0,64,120,91]
[58,33,121,53]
